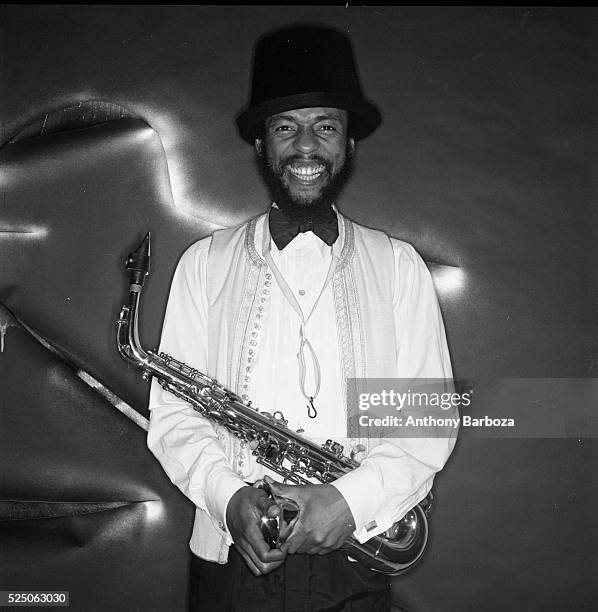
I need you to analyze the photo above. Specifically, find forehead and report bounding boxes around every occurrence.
[266,107,348,125]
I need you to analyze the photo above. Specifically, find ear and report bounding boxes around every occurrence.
[347,137,356,156]
[254,138,264,157]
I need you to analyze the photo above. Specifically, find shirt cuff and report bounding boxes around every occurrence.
[331,463,393,544]
[204,469,247,545]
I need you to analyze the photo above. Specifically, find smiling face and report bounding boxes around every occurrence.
[255,107,355,218]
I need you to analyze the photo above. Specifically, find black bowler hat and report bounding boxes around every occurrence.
[236,24,381,143]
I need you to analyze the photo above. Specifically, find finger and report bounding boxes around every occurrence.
[294,541,313,555]
[278,517,300,553]
[240,533,286,571]
[236,545,264,576]
[295,534,332,555]
[246,523,287,562]
[257,496,282,518]
[277,512,298,543]
[249,550,286,574]
[260,559,286,576]
[258,545,287,563]
[255,557,286,576]
[280,533,302,555]
[265,479,294,498]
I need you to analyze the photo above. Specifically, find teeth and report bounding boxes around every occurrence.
[288,165,325,179]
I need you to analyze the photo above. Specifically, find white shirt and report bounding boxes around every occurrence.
[148,212,456,561]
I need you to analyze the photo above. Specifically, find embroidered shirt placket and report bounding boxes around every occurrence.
[261,219,339,419]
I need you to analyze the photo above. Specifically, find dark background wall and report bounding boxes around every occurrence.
[1,5,596,611]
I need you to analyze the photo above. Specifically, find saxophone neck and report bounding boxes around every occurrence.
[117,233,152,365]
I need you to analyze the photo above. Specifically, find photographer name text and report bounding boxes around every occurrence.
[357,415,515,428]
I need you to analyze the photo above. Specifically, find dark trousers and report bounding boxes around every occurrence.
[189,546,391,612]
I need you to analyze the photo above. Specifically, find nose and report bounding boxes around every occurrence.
[293,126,318,154]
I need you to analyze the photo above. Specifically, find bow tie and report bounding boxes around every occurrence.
[269,207,339,250]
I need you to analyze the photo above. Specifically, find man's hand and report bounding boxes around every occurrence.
[226,486,287,576]
[265,477,356,555]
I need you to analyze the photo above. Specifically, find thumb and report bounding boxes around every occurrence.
[264,476,292,497]
[256,492,282,517]
[264,499,281,518]
[265,479,303,505]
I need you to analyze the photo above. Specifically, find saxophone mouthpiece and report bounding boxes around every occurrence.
[125,232,151,286]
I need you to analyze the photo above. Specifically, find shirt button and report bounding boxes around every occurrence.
[298,289,306,296]
[218,521,225,531]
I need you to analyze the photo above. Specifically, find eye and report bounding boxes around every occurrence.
[273,124,295,132]
[318,124,336,132]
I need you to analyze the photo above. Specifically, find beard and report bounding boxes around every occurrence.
[257,143,354,221]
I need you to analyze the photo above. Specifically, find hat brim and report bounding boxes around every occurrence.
[235,91,381,143]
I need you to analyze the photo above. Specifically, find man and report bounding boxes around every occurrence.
[148,25,456,611]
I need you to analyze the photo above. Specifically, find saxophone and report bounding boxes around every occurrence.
[116,234,433,575]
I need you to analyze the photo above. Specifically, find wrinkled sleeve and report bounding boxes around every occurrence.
[147,238,246,544]
[332,240,458,543]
